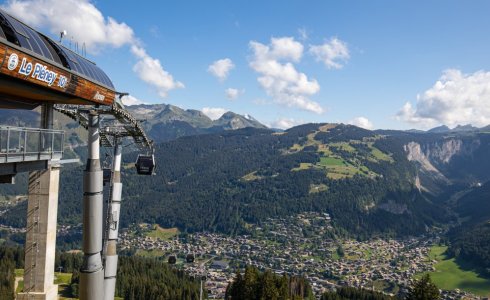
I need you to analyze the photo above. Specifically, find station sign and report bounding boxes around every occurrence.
[7,53,68,88]
[0,45,115,106]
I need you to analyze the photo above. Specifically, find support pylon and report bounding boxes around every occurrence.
[79,112,104,300]
[103,140,122,300]
[18,104,60,300]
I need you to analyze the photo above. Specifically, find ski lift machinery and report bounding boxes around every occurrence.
[56,95,156,176]
[52,93,155,300]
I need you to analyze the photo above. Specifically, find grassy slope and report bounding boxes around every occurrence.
[15,270,75,299]
[427,246,490,297]
[289,126,388,180]
[145,224,180,240]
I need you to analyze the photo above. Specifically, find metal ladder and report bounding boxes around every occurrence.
[23,171,42,297]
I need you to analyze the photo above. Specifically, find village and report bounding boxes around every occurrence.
[117,212,473,299]
[0,197,481,299]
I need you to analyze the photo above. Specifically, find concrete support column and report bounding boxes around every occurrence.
[18,104,59,300]
[79,112,104,300]
[103,141,122,300]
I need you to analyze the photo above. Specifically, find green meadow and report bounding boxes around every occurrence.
[425,246,490,297]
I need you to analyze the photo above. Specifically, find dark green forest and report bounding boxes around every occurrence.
[320,286,396,300]
[225,266,314,300]
[0,245,203,300]
[0,246,23,300]
[2,124,490,264]
[446,181,490,271]
[0,125,456,240]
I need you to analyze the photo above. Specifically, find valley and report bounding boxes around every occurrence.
[115,213,489,299]
[2,119,490,299]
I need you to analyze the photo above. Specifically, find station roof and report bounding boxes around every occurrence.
[0,9,114,89]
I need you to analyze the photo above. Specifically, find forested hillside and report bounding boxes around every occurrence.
[447,181,490,270]
[3,123,490,241]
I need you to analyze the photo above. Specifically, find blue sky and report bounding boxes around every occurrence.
[3,0,490,130]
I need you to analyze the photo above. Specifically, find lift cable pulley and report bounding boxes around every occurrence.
[53,93,154,160]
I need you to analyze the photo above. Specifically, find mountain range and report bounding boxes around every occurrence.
[126,104,267,142]
[3,122,489,231]
[1,107,490,270]
[0,104,267,144]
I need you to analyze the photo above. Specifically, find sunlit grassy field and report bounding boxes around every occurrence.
[426,246,490,297]
[145,225,180,240]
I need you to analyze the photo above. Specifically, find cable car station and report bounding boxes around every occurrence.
[0,9,154,300]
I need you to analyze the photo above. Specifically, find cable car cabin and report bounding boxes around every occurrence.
[135,154,155,175]
[0,9,116,109]
[103,168,112,186]
[186,253,195,263]
[167,255,176,264]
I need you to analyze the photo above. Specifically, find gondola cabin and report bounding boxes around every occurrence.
[0,9,116,109]
[103,168,112,185]
[167,255,177,264]
[135,154,155,175]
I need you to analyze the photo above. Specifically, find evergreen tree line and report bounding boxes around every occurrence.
[0,246,23,300]
[320,286,396,300]
[320,276,440,300]
[225,266,315,300]
[70,255,204,300]
[226,266,441,300]
[447,222,490,272]
[447,180,490,271]
[0,245,203,300]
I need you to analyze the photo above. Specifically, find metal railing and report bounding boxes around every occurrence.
[0,126,64,163]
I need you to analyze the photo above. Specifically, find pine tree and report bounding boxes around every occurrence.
[243,266,260,299]
[406,274,440,300]
[260,269,279,300]
[278,274,289,299]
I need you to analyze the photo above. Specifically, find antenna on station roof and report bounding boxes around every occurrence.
[59,30,67,43]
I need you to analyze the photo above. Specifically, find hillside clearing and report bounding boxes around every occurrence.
[145,225,180,240]
[425,246,490,297]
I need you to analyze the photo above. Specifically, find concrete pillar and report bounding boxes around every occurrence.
[103,142,122,300]
[79,112,104,300]
[18,103,59,300]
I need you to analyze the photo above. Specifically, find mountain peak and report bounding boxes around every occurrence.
[428,125,450,133]
[126,103,266,142]
[214,111,266,130]
[452,124,478,132]
[218,111,237,119]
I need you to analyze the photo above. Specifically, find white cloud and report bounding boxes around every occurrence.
[120,95,145,106]
[202,107,228,120]
[2,0,134,53]
[249,37,324,114]
[270,118,305,130]
[310,38,350,69]
[2,0,183,98]
[225,88,243,100]
[348,117,374,130]
[208,58,235,81]
[131,45,184,97]
[396,69,490,128]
